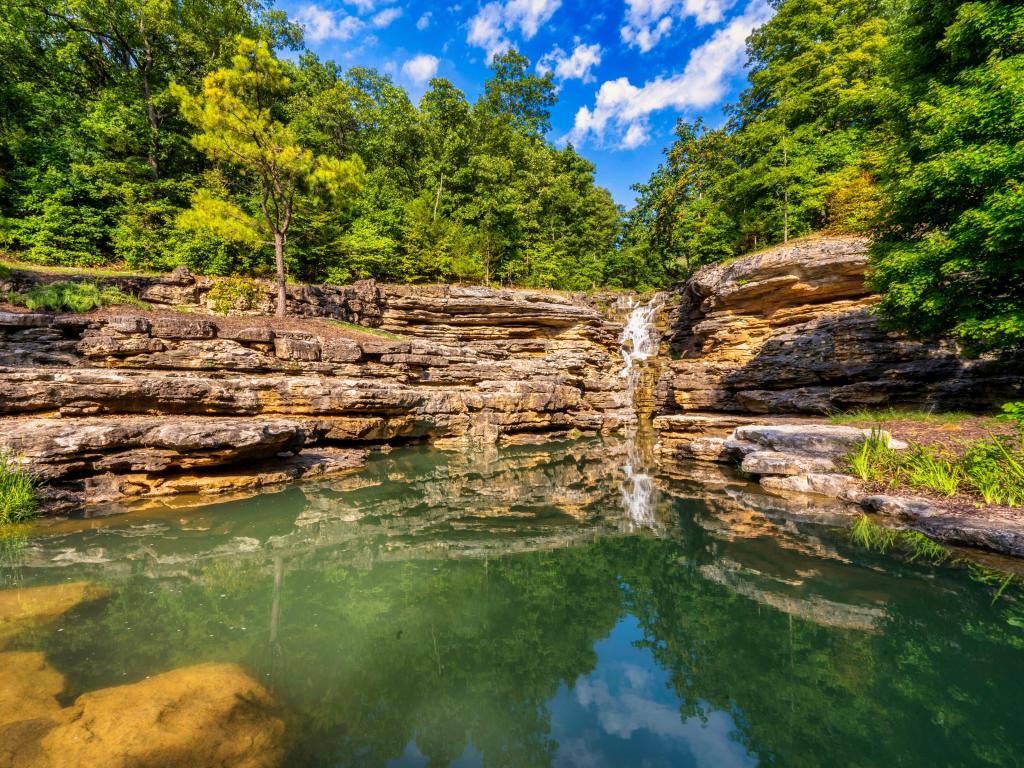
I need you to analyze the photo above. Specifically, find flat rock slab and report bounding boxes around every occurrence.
[734,424,903,457]
[0,417,309,479]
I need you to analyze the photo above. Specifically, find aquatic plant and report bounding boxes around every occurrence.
[0,452,38,525]
[7,281,145,313]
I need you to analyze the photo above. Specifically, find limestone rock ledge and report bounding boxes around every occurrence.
[659,235,1022,414]
[0,281,635,515]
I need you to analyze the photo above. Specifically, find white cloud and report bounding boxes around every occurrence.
[620,122,649,149]
[371,6,402,27]
[345,0,377,11]
[416,11,432,29]
[467,0,562,59]
[294,4,366,43]
[537,41,602,82]
[402,53,440,83]
[621,0,738,52]
[568,0,772,148]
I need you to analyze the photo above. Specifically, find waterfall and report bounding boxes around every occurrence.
[616,295,663,530]
[618,296,662,380]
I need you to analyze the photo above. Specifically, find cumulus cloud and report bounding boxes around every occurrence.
[416,11,432,29]
[467,0,562,60]
[568,0,772,149]
[621,0,738,52]
[537,41,602,82]
[402,53,440,83]
[294,4,366,43]
[371,6,402,27]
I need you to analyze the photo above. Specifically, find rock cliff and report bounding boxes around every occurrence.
[0,276,633,513]
[659,236,1022,415]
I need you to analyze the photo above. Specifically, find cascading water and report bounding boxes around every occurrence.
[618,296,662,382]
[616,295,663,530]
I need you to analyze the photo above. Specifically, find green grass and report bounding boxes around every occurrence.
[327,319,403,339]
[0,452,39,525]
[6,281,147,313]
[829,408,975,426]
[847,425,1024,505]
[0,257,158,279]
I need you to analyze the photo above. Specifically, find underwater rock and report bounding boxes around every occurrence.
[29,663,285,768]
[0,582,109,649]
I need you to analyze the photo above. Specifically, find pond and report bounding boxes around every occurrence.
[2,438,1023,767]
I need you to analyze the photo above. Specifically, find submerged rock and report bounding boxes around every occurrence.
[0,582,109,649]
[1,662,285,768]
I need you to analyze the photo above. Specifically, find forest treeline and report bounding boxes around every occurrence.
[0,1,1021,347]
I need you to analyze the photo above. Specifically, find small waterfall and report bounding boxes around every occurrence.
[616,295,663,530]
[618,296,662,381]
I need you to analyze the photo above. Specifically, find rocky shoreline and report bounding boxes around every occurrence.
[2,235,1023,557]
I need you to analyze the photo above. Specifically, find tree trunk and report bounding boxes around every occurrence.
[433,174,444,222]
[274,231,287,318]
[782,143,790,244]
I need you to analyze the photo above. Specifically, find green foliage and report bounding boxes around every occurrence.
[962,438,1024,506]
[0,452,38,525]
[623,0,889,284]
[0,2,624,292]
[7,281,144,313]
[869,0,1024,352]
[1000,402,1024,433]
[829,408,974,426]
[848,422,1024,506]
[205,277,261,315]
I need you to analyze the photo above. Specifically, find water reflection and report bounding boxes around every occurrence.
[0,439,1022,768]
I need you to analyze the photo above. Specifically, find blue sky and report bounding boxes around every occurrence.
[271,0,774,207]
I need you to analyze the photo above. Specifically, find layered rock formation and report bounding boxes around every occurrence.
[0,277,633,513]
[659,236,1022,414]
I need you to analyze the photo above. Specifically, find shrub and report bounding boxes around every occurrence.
[7,281,145,313]
[0,452,38,525]
[206,277,261,315]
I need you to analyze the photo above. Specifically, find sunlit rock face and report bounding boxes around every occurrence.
[659,235,1023,415]
[0,280,639,514]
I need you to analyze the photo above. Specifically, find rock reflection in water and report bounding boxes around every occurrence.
[0,440,1022,768]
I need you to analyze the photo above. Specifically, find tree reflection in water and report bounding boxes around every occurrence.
[2,438,1022,767]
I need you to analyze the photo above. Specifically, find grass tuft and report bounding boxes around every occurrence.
[846,423,1024,504]
[0,452,39,525]
[327,319,402,339]
[829,408,975,426]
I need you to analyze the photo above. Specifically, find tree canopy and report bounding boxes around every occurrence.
[0,0,1020,348]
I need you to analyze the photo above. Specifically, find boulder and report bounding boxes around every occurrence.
[733,424,902,458]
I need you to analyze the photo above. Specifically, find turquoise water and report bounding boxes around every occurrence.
[3,439,1024,767]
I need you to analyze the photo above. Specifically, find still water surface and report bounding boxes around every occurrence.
[3,439,1024,767]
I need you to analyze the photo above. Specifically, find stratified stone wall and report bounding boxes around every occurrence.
[0,278,634,513]
[659,236,1022,415]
